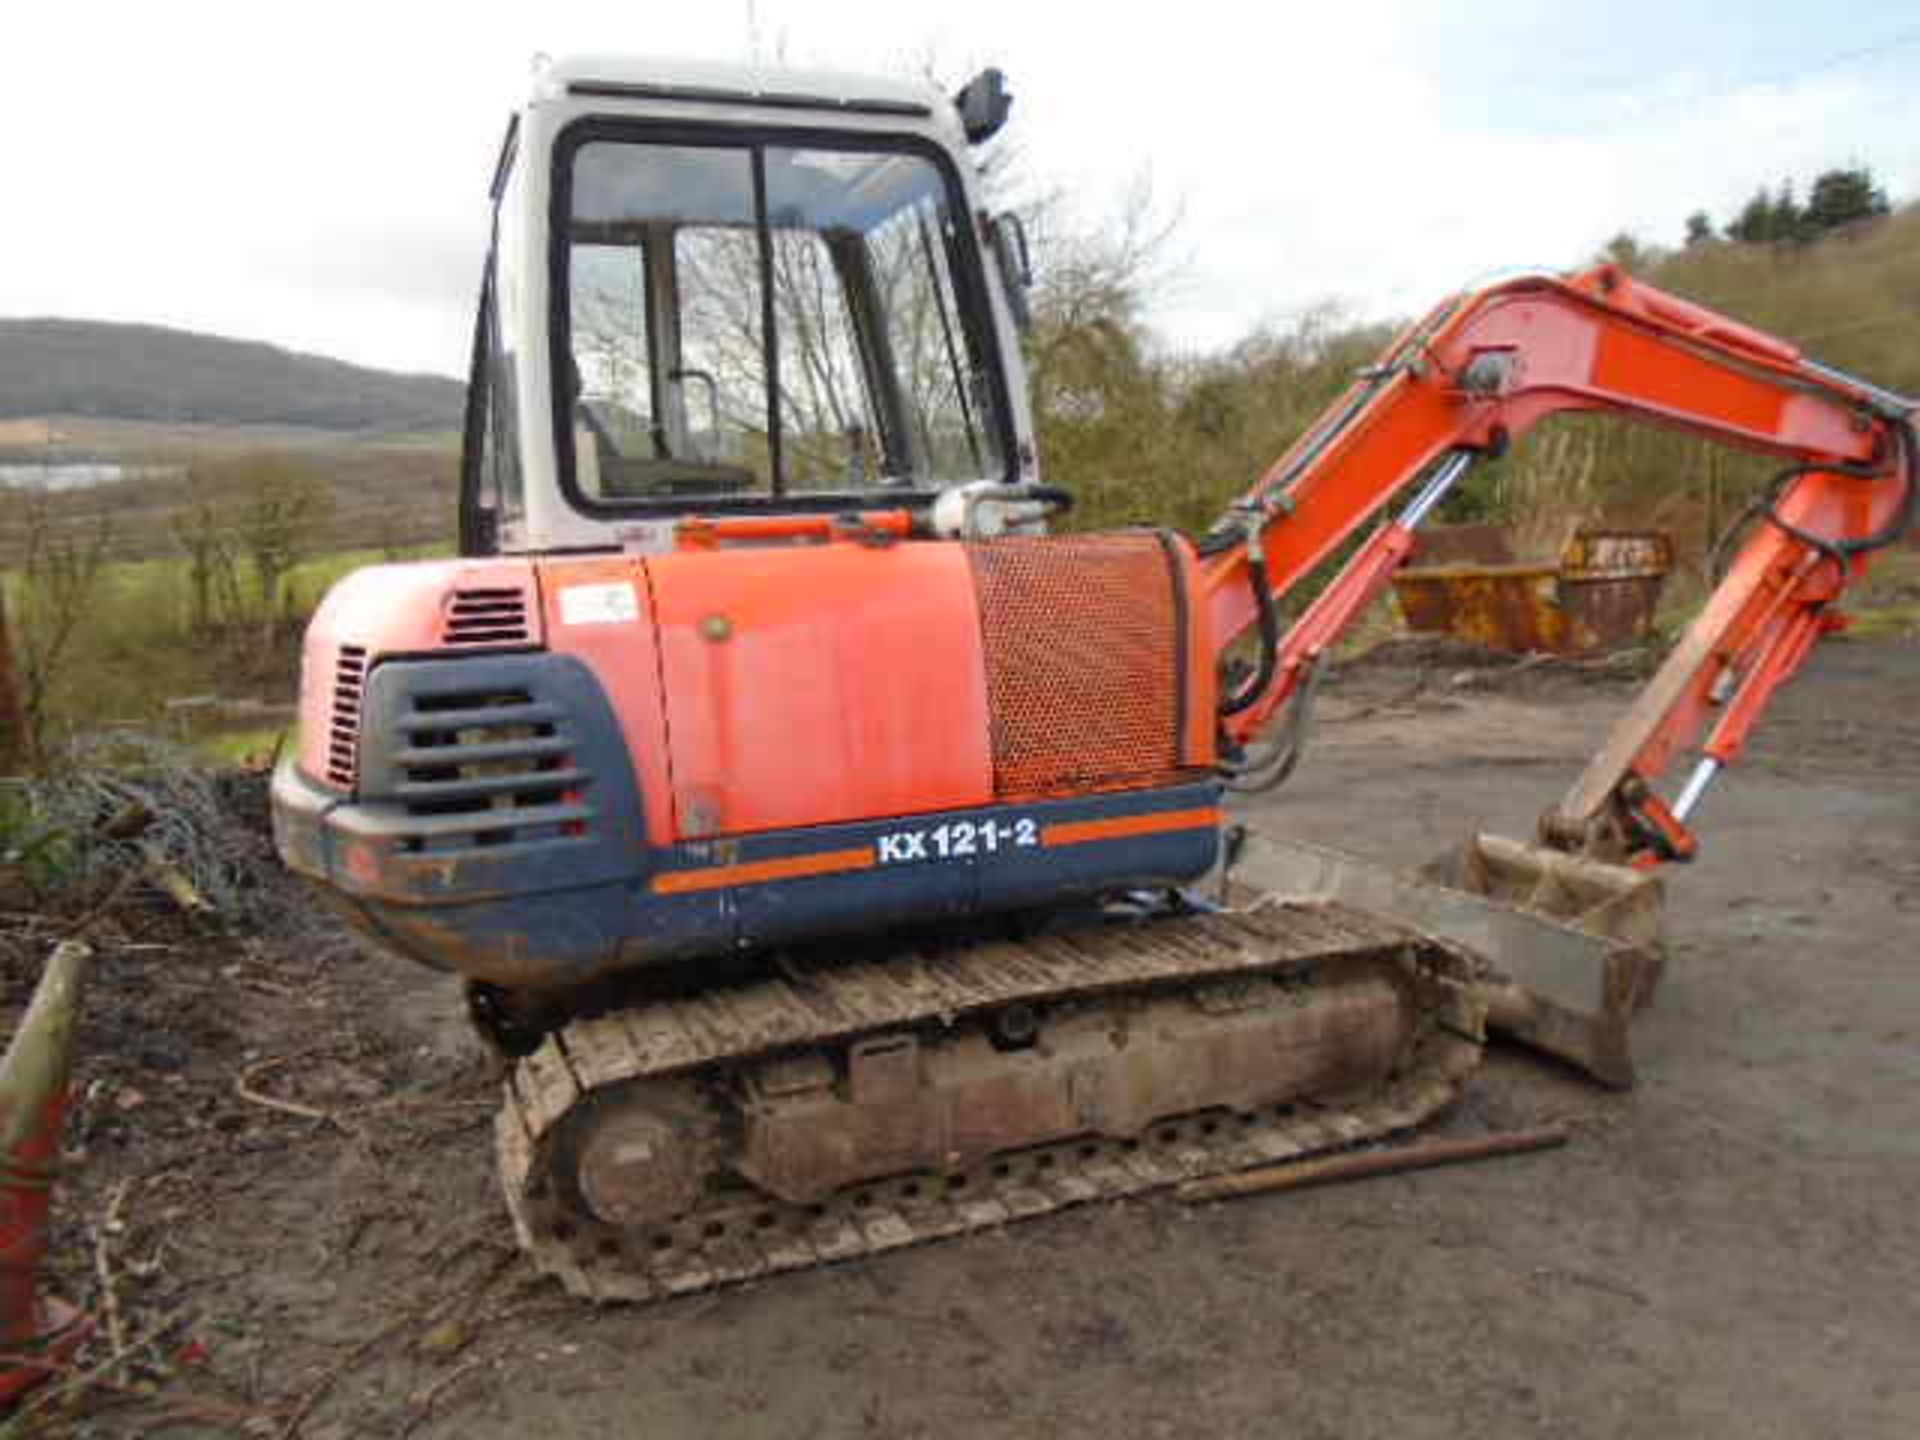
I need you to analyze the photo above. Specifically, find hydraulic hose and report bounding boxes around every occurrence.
[1221,657,1324,794]
[1218,548,1280,717]
[1774,413,1918,561]
[1713,416,1918,580]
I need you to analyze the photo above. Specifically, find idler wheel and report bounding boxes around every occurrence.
[560,1083,726,1230]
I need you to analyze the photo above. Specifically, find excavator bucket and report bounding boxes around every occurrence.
[1421,832,1666,961]
[1228,832,1664,1089]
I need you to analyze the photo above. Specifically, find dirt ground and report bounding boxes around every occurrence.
[22,631,1920,1438]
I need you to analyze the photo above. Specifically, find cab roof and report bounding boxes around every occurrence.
[539,53,946,122]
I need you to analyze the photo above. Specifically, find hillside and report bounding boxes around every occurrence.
[1646,203,1920,395]
[0,318,463,436]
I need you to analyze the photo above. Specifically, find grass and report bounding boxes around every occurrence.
[1841,603,1920,640]
[4,542,446,755]
[194,722,296,767]
[1838,545,1920,639]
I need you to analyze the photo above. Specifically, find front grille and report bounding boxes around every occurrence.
[967,534,1187,797]
[443,587,531,646]
[390,689,590,853]
[326,645,368,788]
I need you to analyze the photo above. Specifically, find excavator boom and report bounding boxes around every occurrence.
[1204,265,1913,864]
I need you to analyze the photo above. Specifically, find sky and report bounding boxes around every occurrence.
[5,0,1920,378]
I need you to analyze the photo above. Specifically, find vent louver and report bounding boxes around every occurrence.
[391,690,590,853]
[326,644,368,788]
[443,587,531,647]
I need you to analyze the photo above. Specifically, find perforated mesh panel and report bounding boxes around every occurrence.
[968,534,1189,798]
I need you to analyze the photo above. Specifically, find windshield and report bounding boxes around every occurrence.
[559,132,1007,507]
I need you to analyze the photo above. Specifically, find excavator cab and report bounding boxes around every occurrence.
[459,57,1040,558]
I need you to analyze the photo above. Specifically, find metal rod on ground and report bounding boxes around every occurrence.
[1175,1124,1570,1204]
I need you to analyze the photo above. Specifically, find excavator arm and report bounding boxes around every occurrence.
[1200,264,1916,868]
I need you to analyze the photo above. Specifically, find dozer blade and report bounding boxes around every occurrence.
[1228,831,1663,1089]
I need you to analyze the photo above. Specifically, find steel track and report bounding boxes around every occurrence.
[497,901,1487,1303]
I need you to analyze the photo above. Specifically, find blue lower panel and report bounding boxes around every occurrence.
[282,761,1221,991]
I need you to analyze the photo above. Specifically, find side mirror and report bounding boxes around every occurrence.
[954,69,1013,145]
[990,212,1034,332]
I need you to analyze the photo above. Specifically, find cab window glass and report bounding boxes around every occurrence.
[561,135,1004,504]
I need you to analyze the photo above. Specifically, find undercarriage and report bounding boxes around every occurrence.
[496,900,1486,1302]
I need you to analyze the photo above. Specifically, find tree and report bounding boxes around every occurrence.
[1726,182,1804,245]
[183,454,333,622]
[1684,211,1715,248]
[236,466,332,616]
[169,479,244,635]
[1012,177,1189,526]
[1721,168,1892,246]
[1725,189,1769,243]
[1599,231,1659,272]
[6,496,112,765]
[1803,165,1889,235]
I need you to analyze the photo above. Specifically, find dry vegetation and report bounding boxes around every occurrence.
[1032,193,1920,575]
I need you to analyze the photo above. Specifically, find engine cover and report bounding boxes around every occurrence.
[274,533,1224,992]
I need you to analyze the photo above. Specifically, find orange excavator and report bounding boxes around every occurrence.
[272,56,1915,1301]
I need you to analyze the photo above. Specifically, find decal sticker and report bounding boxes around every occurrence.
[875,817,1040,864]
[559,581,639,626]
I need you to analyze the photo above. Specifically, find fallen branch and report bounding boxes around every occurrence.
[96,801,155,841]
[53,869,142,943]
[233,1053,453,1132]
[0,1305,191,1439]
[140,839,213,915]
[404,1351,490,1431]
[0,1360,282,1432]
[274,1316,413,1440]
[234,1055,335,1126]
[1175,1124,1570,1204]
[90,1178,133,1355]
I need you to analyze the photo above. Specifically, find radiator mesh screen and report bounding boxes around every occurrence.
[967,534,1188,797]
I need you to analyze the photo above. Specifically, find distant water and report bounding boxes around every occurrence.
[0,462,187,492]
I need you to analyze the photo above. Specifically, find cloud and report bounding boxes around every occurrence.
[4,0,1917,374]
[1144,56,1920,347]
